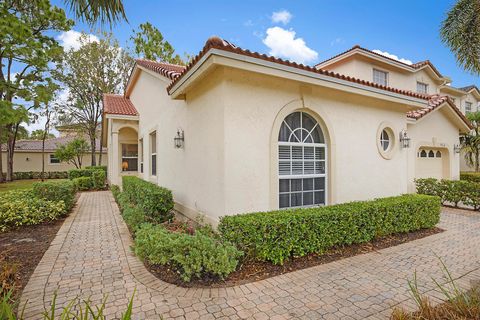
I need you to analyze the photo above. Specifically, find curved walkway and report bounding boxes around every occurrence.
[20,191,480,319]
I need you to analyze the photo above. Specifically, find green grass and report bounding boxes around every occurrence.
[0,179,67,193]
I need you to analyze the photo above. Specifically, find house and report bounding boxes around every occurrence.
[102,37,473,225]
[1,126,107,174]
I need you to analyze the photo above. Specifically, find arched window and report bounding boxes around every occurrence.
[278,112,326,208]
[436,150,442,158]
[420,150,427,157]
[428,150,435,158]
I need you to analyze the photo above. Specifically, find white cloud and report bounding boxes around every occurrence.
[271,10,292,25]
[372,49,413,65]
[244,19,254,27]
[263,27,318,64]
[57,30,99,51]
[330,37,345,46]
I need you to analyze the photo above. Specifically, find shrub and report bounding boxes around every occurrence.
[122,176,174,223]
[111,185,121,200]
[415,178,480,208]
[134,223,242,282]
[460,172,480,183]
[92,170,106,190]
[0,190,65,232]
[218,194,440,265]
[72,177,93,191]
[86,165,107,173]
[68,168,96,180]
[32,180,76,211]
[1,171,69,180]
[414,178,439,196]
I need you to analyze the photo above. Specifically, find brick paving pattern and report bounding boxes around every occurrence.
[20,191,480,319]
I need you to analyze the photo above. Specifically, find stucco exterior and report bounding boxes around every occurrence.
[103,39,473,225]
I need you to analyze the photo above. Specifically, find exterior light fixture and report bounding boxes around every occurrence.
[454,144,461,154]
[399,130,411,149]
[174,129,184,149]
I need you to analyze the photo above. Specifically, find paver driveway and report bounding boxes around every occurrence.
[20,191,480,319]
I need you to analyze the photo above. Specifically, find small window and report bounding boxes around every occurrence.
[121,144,138,172]
[139,138,144,173]
[150,131,157,176]
[436,150,442,158]
[420,150,427,157]
[380,129,390,151]
[373,69,388,86]
[49,154,60,164]
[465,101,472,114]
[416,82,428,94]
[428,150,435,158]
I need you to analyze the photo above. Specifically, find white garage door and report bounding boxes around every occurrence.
[415,148,444,180]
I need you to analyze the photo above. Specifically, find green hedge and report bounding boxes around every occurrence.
[85,165,107,173]
[92,170,106,190]
[73,177,93,191]
[122,176,174,223]
[68,168,96,180]
[460,172,480,183]
[32,180,76,212]
[0,190,66,232]
[134,223,242,282]
[415,178,480,209]
[1,171,68,180]
[218,194,441,265]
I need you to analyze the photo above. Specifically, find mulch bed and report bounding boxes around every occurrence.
[0,218,66,298]
[146,227,443,288]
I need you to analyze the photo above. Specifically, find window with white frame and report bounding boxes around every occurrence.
[379,129,391,151]
[139,138,144,173]
[49,154,60,164]
[373,69,388,86]
[121,144,138,171]
[278,112,326,209]
[150,131,157,176]
[465,101,473,114]
[416,82,428,94]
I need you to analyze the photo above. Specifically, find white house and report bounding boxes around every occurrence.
[102,37,473,225]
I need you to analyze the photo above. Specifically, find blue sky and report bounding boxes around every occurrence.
[57,0,479,88]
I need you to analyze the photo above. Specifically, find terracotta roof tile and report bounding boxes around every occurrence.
[166,37,429,100]
[103,94,138,116]
[407,94,472,129]
[136,59,185,80]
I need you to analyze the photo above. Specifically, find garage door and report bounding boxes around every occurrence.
[415,148,444,180]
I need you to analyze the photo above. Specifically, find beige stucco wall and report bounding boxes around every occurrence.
[1,151,106,173]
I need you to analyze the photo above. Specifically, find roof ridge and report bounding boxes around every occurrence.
[135,58,185,69]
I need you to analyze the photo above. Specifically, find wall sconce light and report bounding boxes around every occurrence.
[26,157,30,161]
[454,144,461,154]
[399,130,411,149]
[174,129,184,149]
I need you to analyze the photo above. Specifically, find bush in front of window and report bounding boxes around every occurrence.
[32,180,77,212]
[415,178,480,209]
[122,176,174,223]
[1,171,69,180]
[134,223,243,282]
[72,176,94,191]
[218,194,441,265]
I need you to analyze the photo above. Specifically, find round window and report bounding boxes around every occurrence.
[377,124,396,159]
[380,129,390,151]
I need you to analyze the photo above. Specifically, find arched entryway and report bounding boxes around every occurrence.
[118,127,139,173]
[277,111,327,208]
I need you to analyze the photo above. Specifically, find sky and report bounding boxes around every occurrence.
[34,0,479,132]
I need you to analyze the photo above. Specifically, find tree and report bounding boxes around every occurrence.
[461,111,480,172]
[40,106,52,181]
[0,0,72,181]
[54,32,133,166]
[131,22,185,65]
[29,129,55,140]
[441,0,480,75]
[54,138,89,168]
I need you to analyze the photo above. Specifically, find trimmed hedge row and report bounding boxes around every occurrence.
[460,172,480,183]
[69,168,106,191]
[218,194,441,265]
[1,171,68,180]
[415,178,480,209]
[122,176,174,223]
[85,165,107,173]
[0,180,77,232]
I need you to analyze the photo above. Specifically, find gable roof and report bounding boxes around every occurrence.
[315,45,444,79]
[407,94,473,129]
[5,136,105,152]
[136,59,185,80]
[459,85,480,94]
[103,94,138,116]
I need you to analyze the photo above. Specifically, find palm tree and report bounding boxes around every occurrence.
[462,112,480,172]
[64,0,127,25]
[441,0,480,75]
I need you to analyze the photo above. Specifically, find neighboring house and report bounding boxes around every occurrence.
[1,128,107,173]
[103,37,472,225]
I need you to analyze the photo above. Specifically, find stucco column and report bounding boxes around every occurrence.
[111,131,120,186]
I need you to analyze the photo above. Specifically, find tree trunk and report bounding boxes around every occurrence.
[6,130,14,182]
[90,137,96,166]
[0,126,4,183]
[98,124,104,165]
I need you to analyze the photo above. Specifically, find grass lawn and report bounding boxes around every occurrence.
[0,179,67,193]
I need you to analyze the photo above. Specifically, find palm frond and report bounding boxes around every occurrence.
[63,0,127,26]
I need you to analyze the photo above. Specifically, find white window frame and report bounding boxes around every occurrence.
[416,81,428,94]
[380,129,391,151]
[139,138,144,173]
[465,101,473,114]
[373,68,388,86]
[278,112,327,209]
[49,154,61,165]
[121,143,138,172]
[150,131,157,176]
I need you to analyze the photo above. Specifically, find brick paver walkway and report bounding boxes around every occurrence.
[20,191,480,319]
